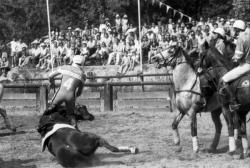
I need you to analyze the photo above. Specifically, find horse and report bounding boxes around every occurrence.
[37,105,138,167]
[200,40,250,158]
[152,45,223,153]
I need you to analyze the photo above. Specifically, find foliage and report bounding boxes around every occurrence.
[0,0,248,43]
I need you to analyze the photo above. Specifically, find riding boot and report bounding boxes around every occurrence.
[219,82,240,112]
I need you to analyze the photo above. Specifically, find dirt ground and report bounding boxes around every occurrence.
[0,109,250,168]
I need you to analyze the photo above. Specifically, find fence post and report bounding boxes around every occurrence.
[39,85,48,114]
[104,82,113,111]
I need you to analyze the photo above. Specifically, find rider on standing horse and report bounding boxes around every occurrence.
[220,20,249,111]
[48,55,86,128]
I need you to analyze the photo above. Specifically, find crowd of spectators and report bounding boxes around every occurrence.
[0,14,249,76]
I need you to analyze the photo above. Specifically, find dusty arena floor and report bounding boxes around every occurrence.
[0,110,250,168]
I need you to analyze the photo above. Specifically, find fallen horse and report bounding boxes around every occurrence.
[37,106,138,167]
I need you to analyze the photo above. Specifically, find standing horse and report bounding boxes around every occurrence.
[153,45,223,153]
[201,41,250,158]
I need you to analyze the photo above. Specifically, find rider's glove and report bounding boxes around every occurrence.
[197,67,203,74]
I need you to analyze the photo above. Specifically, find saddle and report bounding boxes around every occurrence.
[219,73,250,111]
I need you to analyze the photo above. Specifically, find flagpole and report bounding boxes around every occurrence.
[137,0,143,73]
[46,0,53,71]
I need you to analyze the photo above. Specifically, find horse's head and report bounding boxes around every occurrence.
[199,40,235,70]
[75,104,95,121]
[152,44,193,69]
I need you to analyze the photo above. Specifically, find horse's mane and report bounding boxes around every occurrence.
[176,47,196,71]
[204,40,234,70]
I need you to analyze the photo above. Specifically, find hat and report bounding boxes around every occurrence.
[2,52,7,58]
[40,43,46,47]
[73,55,85,65]
[123,14,128,18]
[116,14,120,18]
[213,28,225,37]
[68,27,72,30]
[230,18,235,22]
[31,39,40,44]
[105,18,109,21]
[75,28,81,31]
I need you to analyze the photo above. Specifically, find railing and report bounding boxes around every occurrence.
[4,77,173,113]
[53,81,172,111]
[4,83,49,114]
[15,73,172,82]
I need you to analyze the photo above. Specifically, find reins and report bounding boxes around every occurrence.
[159,48,203,97]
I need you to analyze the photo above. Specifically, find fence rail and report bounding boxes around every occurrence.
[4,81,173,113]
[15,73,172,82]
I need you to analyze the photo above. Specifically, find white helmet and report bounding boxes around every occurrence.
[233,20,246,30]
[73,55,85,65]
[213,28,225,37]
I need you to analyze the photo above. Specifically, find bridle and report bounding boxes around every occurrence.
[158,47,203,97]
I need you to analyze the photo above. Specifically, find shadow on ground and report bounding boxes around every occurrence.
[0,158,37,168]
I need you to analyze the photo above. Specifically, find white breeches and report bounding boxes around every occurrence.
[222,63,250,83]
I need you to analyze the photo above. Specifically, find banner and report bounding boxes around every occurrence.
[157,0,193,21]
[166,5,170,13]
[159,2,163,8]
[173,10,177,17]
[180,13,184,20]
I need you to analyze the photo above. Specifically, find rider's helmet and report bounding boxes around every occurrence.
[213,28,225,37]
[73,55,85,66]
[233,20,246,31]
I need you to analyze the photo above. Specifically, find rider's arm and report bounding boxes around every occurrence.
[48,70,61,80]
[232,37,244,62]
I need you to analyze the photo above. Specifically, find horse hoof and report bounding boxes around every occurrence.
[239,153,248,160]
[173,141,180,146]
[228,151,241,160]
[11,127,16,132]
[174,146,182,153]
[228,151,235,156]
[191,152,200,159]
[129,147,139,154]
[205,147,217,153]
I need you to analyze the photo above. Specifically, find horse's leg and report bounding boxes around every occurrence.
[239,113,248,159]
[189,110,199,152]
[98,138,138,154]
[222,106,236,154]
[208,108,222,153]
[172,111,185,145]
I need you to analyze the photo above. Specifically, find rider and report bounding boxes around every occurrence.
[48,55,86,127]
[212,27,226,55]
[220,20,249,110]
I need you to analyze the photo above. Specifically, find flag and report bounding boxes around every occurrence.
[166,5,170,13]
[173,10,177,17]
[159,2,163,8]
[180,13,184,20]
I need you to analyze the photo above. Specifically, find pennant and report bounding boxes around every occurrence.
[180,13,184,20]
[166,5,170,13]
[159,2,163,8]
[173,10,177,17]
